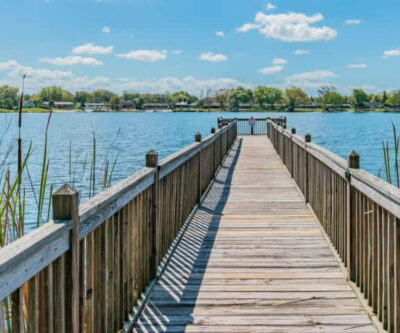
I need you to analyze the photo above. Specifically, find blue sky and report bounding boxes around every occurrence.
[1,0,400,96]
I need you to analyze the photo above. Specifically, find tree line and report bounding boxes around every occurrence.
[1,84,400,111]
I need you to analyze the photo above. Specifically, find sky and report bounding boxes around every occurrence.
[1,0,400,96]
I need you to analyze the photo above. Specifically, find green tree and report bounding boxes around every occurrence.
[29,94,42,107]
[385,91,400,107]
[134,96,144,110]
[229,87,253,110]
[122,92,140,101]
[88,89,115,103]
[110,95,120,110]
[39,86,73,102]
[0,85,19,109]
[74,91,89,107]
[318,86,343,110]
[351,88,368,108]
[165,91,198,108]
[213,89,230,110]
[284,87,309,111]
[383,90,388,104]
[254,86,282,109]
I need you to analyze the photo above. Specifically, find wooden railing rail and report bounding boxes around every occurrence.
[0,120,237,332]
[268,119,400,332]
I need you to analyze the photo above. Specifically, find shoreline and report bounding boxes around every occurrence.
[1,108,400,114]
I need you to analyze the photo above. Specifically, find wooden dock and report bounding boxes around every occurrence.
[134,136,377,332]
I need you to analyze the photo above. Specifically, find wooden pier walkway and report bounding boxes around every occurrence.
[134,136,377,332]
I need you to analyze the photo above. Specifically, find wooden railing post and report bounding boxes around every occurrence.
[53,184,80,333]
[211,128,216,176]
[347,150,360,279]
[146,150,159,279]
[195,132,202,202]
[291,128,296,177]
[304,134,311,203]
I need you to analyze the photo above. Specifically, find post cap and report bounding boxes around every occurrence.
[211,127,216,134]
[146,149,158,167]
[52,184,79,220]
[195,132,202,142]
[347,150,360,169]
[305,133,312,143]
[291,128,296,134]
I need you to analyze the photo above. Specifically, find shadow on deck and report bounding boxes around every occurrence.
[134,139,242,332]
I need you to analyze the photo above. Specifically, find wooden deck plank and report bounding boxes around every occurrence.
[133,136,377,332]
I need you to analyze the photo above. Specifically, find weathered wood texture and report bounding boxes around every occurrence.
[0,121,237,332]
[134,136,376,332]
[269,119,400,332]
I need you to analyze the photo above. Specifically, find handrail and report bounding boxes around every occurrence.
[0,120,237,332]
[268,119,400,332]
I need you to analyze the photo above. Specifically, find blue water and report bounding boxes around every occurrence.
[0,111,399,230]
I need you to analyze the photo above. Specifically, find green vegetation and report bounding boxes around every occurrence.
[382,123,400,187]
[2,84,400,112]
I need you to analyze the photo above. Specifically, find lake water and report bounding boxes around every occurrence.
[0,111,399,230]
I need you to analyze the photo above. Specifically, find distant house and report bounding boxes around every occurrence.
[85,103,108,111]
[41,101,75,109]
[296,104,321,109]
[203,103,221,109]
[119,101,135,110]
[175,101,189,108]
[238,103,253,110]
[22,101,36,108]
[142,103,169,110]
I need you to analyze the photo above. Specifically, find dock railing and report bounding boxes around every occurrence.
[0,120,237,332]
[218,116,286,135]
[268,119,400,332]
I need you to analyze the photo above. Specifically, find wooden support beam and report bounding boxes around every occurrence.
[53,184,80,333]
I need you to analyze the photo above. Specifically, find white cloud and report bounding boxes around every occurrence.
[347,64,367,69]
[172,50,182,55]
[237,12,337,42]
[199,52,228,62]
[0,60,110,93]
[258,65,284,75]
[216,31,225,37]
[283,70,337,89]
[73,42,114,55]
[115,76,251,96]
[266,2,276,10]
[116,49,167,62]
[345,19,361,25]
[383,50,400,59]
[0,60,253,97]
[294,49,310,55]
[236,23,261,33]
[102,25,111,33]
[272,57,287,65]
[39,56,103,66]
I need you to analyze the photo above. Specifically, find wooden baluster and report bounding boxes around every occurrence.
[304,133,311,203]
[146,150,159,280]
[347,151,359,279]
[195,132,202,202]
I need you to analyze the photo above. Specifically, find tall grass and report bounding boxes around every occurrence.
[382,122,400,188]
[0,78,121,331]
